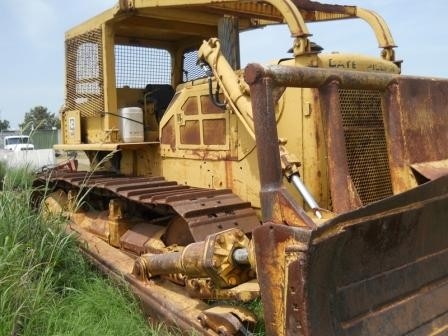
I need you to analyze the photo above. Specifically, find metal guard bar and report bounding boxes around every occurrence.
[243,63,397,227]
[245,63,397,90]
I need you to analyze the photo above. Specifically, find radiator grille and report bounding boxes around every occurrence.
[339,89,393,205]
[65,29,103,117]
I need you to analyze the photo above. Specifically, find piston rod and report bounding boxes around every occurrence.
[290,174,322,219]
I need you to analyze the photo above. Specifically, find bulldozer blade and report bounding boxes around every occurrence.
[254,174,448,336]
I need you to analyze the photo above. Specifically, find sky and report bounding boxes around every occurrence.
[0,0,446,129]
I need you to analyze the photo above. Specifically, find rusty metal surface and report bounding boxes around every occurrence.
[245,63,397,91]
[186,279,259,302]
[38,171,260,242]
[310,175,448,335]
[198,306,256,336]
[319,81,362,213]
[134,228,253,289]
[245,67,316,228]
[411,159,448,181]
[71,224,220,335]
[252,224,311,336]
[338,88,393,205]
[182,96,199,115]
[254,175,448,335]
[392,78,448,163]
[292,0,356,15]
[201,95,226,114]
[384,77,448,193]
[246,63,440,215]
[203,119,226,145]
[160,116,176,149]
[120,222,165,255]
[71,220,259,336]
[244,63,399,217]
[247,62,448,335]
[180,120,201,145]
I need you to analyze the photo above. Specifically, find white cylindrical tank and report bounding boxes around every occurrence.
[120,107,144,143]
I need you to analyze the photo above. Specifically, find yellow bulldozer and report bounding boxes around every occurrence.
[37,0,448,335]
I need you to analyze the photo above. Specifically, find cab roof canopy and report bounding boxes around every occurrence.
[66,0,362,43]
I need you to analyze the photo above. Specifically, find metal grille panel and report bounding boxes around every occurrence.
[65,29,103,117]
[183,49,206,82]
[339,89,393,205]
[115,45,172,88]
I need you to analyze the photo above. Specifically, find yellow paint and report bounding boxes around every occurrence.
[60,0,401,217]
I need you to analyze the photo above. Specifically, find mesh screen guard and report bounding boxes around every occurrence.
[65,29,104,118]
[115,45,172,88]
[65,32,175,118]
[339,89,393,205]
[183,49,206,82]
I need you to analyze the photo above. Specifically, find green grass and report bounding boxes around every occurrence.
[0,164,168,336]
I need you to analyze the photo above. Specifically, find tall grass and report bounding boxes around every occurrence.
[0,164,168,335]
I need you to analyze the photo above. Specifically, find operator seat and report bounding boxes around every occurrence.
[144,84,175,123]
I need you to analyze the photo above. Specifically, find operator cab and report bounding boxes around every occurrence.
[59,0,401,180]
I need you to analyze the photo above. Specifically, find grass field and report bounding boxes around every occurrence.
[0,163,170,336]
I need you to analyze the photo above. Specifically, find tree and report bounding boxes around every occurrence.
[20,106,60,132]
[0,119,9,131]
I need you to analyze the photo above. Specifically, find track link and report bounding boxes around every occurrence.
[39,171,260,241]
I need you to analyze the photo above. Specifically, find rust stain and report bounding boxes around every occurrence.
[411,159,448,181]
[37,171,260,243]
[201,94,225,114]
[320,81,361,213]
[225,160,234,189]
[182,96,199,115]
[160,116,176,149]
[292,0,356,15]
[203,119,226,145]
[180,120,200,145]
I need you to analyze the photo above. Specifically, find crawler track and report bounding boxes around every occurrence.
[37,171,260,242]
[34,170,263,334]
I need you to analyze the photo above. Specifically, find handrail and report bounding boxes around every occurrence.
[356,7,397,60]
